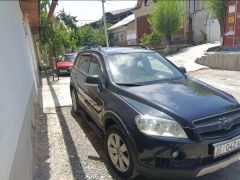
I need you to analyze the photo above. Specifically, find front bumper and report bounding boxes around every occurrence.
[128,127,240,178]
[136,151,240,178]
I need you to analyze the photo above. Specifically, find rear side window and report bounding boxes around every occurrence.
[78,55,91,73]
[88,56,103,79]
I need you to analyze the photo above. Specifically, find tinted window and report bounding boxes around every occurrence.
[78,55,91,73]
[88,56,102,79]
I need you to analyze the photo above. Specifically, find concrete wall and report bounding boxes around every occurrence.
[192,9,220,44]
[196,52,240,71]
[193,10,209,44]
[0,1,38,180]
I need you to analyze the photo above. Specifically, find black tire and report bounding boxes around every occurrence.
[104,125,134,178]
[70,88,79,114]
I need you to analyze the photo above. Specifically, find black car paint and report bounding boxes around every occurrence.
[70,48,240,178]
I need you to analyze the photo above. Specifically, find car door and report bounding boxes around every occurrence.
[84,55,104,124]
[75,54,91,108]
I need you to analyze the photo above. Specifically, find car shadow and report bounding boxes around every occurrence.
[43,72,88,180]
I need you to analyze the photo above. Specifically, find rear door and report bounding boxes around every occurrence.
[75,54,91,107]
[84,55,104,124]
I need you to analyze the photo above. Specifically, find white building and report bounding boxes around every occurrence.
[108,14,137,46]
[0,1,40,179]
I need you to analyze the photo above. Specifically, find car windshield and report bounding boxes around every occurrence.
[107,53,184,85]
[62,54,77,61]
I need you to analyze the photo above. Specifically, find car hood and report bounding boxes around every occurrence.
[57,61,73,68]
[118,78,239,123]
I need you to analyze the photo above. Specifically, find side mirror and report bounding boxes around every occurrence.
[178,66,186,74]
[85,75,103,91]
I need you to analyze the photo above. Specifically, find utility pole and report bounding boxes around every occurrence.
[102,0,109,47]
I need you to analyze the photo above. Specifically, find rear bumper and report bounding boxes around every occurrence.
[135,151,240,178]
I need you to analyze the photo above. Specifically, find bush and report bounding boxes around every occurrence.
[140,32,162,48]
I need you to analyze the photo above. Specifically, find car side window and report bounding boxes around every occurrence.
[78,55,91,73]
[88,56,103,79]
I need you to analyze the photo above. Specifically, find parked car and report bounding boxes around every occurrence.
[56,53,77,75]
[70,47,240,179]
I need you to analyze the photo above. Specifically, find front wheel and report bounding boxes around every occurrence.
[105,126,134,178]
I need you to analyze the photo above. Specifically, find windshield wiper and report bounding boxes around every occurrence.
[116,83,143,87]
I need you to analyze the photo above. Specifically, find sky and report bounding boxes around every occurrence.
[56,0,137,26]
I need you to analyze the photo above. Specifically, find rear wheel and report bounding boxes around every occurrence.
[105,126,134,178]
[71,89,79,114]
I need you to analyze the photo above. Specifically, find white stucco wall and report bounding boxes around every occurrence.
[193,10,220,44]
[0,1,38,180]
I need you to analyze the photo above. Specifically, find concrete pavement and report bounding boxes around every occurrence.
[167,42,220,72]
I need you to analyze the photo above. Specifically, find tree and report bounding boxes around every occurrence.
[56,9,78,30]
[76,25,106,47]
[140,32,162,48]
[149,0,184,48]
[207,0,227,44]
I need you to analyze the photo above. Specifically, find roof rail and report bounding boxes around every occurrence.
[125,45,150,49]
[82,46,104,51]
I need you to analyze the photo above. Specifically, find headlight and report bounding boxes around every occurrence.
[135,115,187,138]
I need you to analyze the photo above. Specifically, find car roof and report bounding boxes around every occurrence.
[83,47,154,55]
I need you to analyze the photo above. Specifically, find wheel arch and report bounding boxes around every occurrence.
[103,110,139,167]
[103,110,136,147]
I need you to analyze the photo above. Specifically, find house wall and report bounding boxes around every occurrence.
[109,20,137,46]
[135,1,153,43]
[126,21,137,45]
[136,16,151,43]
[0,1,38,180]
[192,10,209,44]
[192,6,220,44]
[109,26,126,46]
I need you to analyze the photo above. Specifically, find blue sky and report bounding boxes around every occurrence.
[56,0,137,26]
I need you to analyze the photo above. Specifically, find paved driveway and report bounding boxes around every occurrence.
[167,42,220,72]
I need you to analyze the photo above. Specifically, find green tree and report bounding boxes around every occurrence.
[51,19,71,54]
[140,32,162,48]
[76,25,105,47]
[149,0,184,48]
[207,0,227,43]
[56,9,78,30]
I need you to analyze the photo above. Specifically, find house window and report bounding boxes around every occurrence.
[120,34,125,41]
[114,34,119,41]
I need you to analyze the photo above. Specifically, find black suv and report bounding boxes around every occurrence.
[70,47,240,179]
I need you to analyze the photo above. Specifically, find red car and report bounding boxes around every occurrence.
[56,53,77,75]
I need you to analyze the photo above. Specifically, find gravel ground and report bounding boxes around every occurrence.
[33,69,240,180]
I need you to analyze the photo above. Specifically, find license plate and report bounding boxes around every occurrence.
[60,70,68,73]
[214,136,240,157]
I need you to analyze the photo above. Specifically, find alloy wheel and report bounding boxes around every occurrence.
[107,133,130,172]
